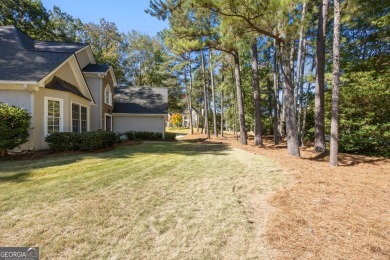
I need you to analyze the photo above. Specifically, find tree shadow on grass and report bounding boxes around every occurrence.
[0,142,231,183]
[0,171,31,183]
[106,141,232,158]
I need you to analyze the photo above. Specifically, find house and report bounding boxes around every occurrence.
[113,86,168,137]
[0,25,117,150]
[167,107,200,128]
[181,107,200,128]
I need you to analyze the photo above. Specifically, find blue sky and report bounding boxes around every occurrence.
[41,0,168,36]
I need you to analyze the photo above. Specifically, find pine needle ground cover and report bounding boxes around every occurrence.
[185,133,390,259]
[0,142,285,259]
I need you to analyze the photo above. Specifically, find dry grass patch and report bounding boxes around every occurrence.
[0,141,285,259]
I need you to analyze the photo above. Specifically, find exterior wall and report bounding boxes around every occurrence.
[85,77,102,131]
[34,88,91,150]
[0,89,32,112]
[0,89,34,150]
[101,71,114,130]
[113,115,165,135]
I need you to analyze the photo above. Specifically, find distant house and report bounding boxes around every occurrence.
[0,25,167,151]
[182,107,200,128]
[167,108,200,128]
[113,86,168,137]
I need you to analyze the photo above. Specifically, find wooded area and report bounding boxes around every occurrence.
[1,0,389,163]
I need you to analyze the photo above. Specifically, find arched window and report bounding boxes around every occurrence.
[104,85,112,105]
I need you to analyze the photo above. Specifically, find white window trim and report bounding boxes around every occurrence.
[71,101,90,133]
[104,113,113,131]
[104,85,112,105]
[44,97,64,136]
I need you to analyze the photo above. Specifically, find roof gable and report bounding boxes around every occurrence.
[46,76,90,100]
[0,25,87,82]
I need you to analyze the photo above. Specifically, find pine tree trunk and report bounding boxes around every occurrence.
[278,46,286,139]
[201,50,210,138]
[209,49,218,137]
[273,39,281,144]
[188,55,194,135]
[279,90,285,137]
[297,40,306,144]
[301,80,313,147]
[279,41,300,157]
[251,39,263,146]
[197,104,201,133]
[221,90,224,137]
[301,55,316,147]
[294,2,307,111]
[233,92,237,137]
[184,60,193,132]
[267,77,273,136]
[330,0,341,166]
[232,50,247,145]
[315,0,330,153]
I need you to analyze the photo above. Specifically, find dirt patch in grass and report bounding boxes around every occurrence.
[182,132,390,259]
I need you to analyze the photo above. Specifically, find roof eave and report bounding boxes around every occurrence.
[112,113,168,117]
[0,80,39,85]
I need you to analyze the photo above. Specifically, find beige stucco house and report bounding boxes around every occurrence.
[0,25,117,150]
[1,26,170,150]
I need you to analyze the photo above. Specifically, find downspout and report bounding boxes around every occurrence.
[162,116,165,139]
[99,77,103,129]
[23,84,35,150]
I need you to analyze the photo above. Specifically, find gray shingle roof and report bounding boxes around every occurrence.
[0,25,87,82]
[114,86,168,114]
[34,41,87,53]
[46,76,90,100]
[82,64,110,73]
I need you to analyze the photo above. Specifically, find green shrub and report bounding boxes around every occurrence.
[79,131,117,151]
[164,132,177,141]
[45,131,117,152]
[124,131,163,140]
[0,103,31,156]
[115,132,128,143]
[45,132,81,151]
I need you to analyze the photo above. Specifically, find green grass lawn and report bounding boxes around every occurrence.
[0,142,285,259]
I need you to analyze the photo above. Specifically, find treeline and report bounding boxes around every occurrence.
[1,0,388,161]
[145,0,389,162]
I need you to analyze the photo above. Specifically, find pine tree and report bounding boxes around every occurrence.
[329,0,341,166]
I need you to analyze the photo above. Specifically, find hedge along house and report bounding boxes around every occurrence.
[113,86,168,138]
[0,25,117,150]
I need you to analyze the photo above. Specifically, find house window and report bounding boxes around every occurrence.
[81,106,87,132]
[104,85,112,105]
[72,103,88,133]
[72,104,80,133]
[45,97,63,136]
